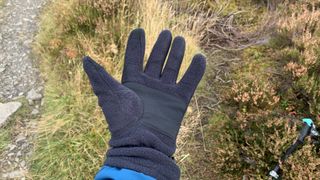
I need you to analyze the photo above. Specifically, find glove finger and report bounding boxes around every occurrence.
[177,54,206,102]
[161,36,185,84]
[83,56,122,97]
[144,30,172,78]
[122,28,145,82]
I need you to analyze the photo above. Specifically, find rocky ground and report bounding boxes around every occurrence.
[0,0,47,179]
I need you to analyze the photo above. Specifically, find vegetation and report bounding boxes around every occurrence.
[32,0,320,179]
[199,1,320,179]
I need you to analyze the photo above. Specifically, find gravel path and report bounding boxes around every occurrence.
[0,0,47,179]
[0,0,46,99]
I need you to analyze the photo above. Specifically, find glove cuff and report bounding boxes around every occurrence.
[105,146,180,180]
[104,123,180,180]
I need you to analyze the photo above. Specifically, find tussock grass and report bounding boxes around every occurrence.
[32,0,203,179]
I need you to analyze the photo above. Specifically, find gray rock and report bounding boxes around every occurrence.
[0,102,22,127]
[17,151,22,157]
[20,160,26,167]
[15,134,26,143]
[8,144,17,151]
[1,170,24,178]
[31,108,39,115]
[26,89,42,101]
[28,99,34,105]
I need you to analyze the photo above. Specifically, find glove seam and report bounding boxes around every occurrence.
[123,78,185,101]
[110,90,144,138]
[142,121,176,143]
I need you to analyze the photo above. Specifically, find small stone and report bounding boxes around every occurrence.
[21,142,29,149]
[15,134,26,143]
[20,160,26,167]
[8,144,17,151]
[18,92,24,96]
[26,89,42,101]
[28,99,34,105]
[17,151,22,157]
[0,102,22,127]
[31,109,39,115]
[37,86,44,92]
[1,170,24,178]
[0,67,5,72]
[26,152,32,157]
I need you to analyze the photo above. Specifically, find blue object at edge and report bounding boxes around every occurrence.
[302,118,313,127]
[95,166,156,180]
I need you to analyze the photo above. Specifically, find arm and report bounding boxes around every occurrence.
[95,166,155,180]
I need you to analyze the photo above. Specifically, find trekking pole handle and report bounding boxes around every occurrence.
[269,118,314,179]
[298,118,313,142]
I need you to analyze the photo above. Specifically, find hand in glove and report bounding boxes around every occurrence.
[83,28,206,180]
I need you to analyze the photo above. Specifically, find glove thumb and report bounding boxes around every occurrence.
[83,56,121,98]
[83,56,142,133]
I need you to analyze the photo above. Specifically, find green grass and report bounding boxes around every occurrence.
[0,129,10,153]
[30,71,109,179]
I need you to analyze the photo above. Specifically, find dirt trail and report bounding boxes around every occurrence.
[0,0,47,179]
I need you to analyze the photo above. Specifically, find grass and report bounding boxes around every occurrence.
[0,129,10,154]
[31,0,203,179]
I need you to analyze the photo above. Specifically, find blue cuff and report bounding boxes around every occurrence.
[95,166,156,180]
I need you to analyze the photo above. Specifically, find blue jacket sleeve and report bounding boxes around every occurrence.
[95,166,156,180]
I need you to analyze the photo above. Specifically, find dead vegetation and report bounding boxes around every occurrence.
[176,0,282,52]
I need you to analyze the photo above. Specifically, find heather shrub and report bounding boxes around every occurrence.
[279,1,320,115]
[231,78,279,112]
[209,0,320,178]
[209,111,320,179]
[228,46,280,112]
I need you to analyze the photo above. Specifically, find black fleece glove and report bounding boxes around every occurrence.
[83,28,206,180]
